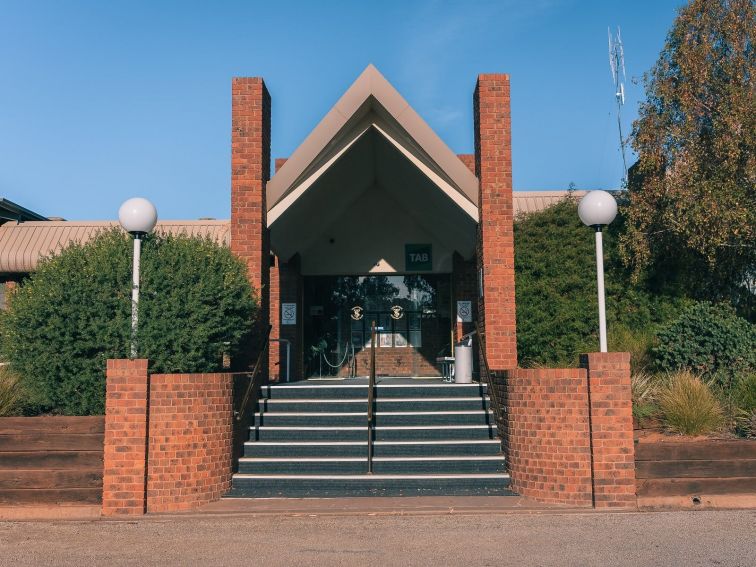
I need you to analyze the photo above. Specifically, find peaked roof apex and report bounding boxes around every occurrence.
[266,65,479,213]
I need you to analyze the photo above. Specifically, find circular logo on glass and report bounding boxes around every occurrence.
[350,306,364,320]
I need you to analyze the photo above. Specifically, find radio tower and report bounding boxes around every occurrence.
[608,27,628,186]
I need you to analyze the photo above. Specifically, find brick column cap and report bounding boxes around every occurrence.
[476,73,510,81]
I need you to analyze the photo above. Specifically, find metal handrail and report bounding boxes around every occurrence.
[367,320,376,474]
[474,321,503,434]
[235,324,273,422]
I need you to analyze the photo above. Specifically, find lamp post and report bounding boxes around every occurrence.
[118,198,158,358]
[578,190,618,353]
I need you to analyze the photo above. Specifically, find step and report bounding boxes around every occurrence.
[261,383,488,400]
[237,456,506,475]
[255,411,494,427]
[242,439,502,458]
[251,425,497,441]
[258,397,491,413]
[228,473,513,498]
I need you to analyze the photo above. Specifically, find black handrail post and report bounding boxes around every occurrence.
[474,321,503,436]
[236,324,273,422]
[367,320,376,474]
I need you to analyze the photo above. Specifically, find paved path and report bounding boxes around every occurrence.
[1,510,754,566]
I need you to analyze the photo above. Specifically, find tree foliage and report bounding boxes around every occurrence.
[621,0,755,309]
[515,198,685,367]
[0,230,257,415]
[653,301,755,386]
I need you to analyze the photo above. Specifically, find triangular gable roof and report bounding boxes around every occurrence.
[266,65,479,222]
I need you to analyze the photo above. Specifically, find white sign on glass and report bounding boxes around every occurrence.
[282,303,297,325]
[456,300,472,323]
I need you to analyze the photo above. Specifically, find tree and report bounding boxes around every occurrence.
[0,229,257,415]
[514,198,685,367]
[621,0,755,314]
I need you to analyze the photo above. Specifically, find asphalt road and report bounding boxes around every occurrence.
[1,510,754,566]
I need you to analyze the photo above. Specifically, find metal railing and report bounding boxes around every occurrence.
[235,324,273,422]
[367,320,376,474]
[474,321,504,434]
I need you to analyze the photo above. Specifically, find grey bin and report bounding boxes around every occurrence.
[454,343,473,384]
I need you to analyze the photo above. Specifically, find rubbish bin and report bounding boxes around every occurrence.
[454,342,473,384]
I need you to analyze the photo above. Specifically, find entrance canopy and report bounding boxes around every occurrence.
[267,65,479,275]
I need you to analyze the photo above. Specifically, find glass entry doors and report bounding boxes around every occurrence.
[303,275,452,378]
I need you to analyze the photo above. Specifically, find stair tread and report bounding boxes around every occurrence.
[251,424,494,430]
[245,442,499,447]
[259,410,493,415]
[233,473,509,479]
[261,397,489,402]
[267,383,486,388]
[240,456,504,461]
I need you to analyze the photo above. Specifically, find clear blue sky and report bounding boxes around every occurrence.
[0,0,685,221]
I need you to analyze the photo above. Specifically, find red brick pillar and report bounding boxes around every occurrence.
[102,359,149,516]
[474,74,517,370]
[231,77,271,369]
[581,352,636,508]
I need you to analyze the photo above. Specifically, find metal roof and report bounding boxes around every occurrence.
[0,198,48,223]
[0,220,229,273]
[513,190,585,215]
[0,191,582,274]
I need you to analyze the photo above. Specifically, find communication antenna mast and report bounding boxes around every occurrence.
[608,26,628,185]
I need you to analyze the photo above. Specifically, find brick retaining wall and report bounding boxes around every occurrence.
[495,352,635,508]
[504,367,593,506]
[147,373,233,512]
[102,360,233,515]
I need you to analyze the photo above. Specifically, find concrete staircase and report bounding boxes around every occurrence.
[227,381,513,498]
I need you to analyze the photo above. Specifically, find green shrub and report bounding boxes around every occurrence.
[610,326,656,373]
[0,365,25,417]
[0,229,257,415]
[515,198,686,366]
[653,302,756,388]
[657,371,724,435]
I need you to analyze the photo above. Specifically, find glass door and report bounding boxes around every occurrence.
[302,275,452,378]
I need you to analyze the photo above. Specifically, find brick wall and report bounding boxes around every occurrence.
[457,153,475,175]
[274,157,288,172]
[498,353,635,508]
[581,352,636,508]
[146,373,233,513]
[503,367,594,506]
[344,346,441,378]
[102,359,149,516]
[103,360,234,515]
[473,74,517,371]
[231,77,271,370]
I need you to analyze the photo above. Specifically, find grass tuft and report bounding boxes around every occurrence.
[0,365,25,417]
[657,370,724,436]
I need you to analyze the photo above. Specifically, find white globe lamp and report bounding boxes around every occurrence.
[118,197,158,235]
[118,198,158,357]
[578,191,618,353]
[578,190,618,227]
